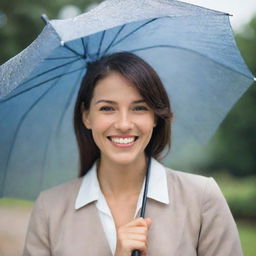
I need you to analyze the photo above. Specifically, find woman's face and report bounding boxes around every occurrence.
[82,71,156,166]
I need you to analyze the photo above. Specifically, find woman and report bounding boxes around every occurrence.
[23,52,243,256]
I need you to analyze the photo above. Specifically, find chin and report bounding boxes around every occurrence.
[105,152,145,166]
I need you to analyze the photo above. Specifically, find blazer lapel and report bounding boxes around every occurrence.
[144,199,188,255]
[78,203,113,255]
[57,202,112,256]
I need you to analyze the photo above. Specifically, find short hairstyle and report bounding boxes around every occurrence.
[74,52,173,177]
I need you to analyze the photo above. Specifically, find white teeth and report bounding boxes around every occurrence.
[111,137,135,144]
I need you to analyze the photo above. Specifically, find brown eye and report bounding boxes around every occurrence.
[99,106,114,111]
[133,106,148,111]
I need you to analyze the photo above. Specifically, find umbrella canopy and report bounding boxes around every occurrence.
[0,0,254,200]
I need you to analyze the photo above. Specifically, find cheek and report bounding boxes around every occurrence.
[89,117,113,138]
[137,117,155,134]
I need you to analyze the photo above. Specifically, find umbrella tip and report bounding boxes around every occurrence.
[254,77,256,82]
[41,14,49,25]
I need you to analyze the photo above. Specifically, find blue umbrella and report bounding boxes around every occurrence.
[0,0,254,200]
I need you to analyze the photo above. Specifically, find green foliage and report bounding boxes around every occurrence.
[236,17,256,75]
[0,0,102,64]
[214,173,256,219]
[237,221,256,256]
[0,198,33,207]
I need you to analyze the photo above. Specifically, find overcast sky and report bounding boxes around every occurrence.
[181,0,256,31]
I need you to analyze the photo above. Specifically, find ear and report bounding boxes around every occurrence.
[81,108,91,129]
[82,111,91,129]
[153,115,157,128]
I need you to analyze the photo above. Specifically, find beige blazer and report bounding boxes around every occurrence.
[23,168,243,256]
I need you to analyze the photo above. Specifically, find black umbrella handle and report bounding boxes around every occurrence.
[131,250,140,256]
[131,155,152,256]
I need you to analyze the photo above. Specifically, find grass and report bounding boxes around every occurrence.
[237,220,256,256]
[213,172,256,199]
[0,198,33,208]
[205,173,256,255]
[212,172,256,219]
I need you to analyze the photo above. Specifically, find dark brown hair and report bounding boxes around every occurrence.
[74,52,172,177]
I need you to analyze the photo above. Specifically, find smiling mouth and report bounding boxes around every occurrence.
[107,136,139,144]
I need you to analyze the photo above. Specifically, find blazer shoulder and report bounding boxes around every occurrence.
[164,167,221,206]
[165,167,211,189]
[37,178,83,209]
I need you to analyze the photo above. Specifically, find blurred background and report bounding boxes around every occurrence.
[0,0,255,255]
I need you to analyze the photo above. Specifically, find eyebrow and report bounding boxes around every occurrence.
[95,99,146,105]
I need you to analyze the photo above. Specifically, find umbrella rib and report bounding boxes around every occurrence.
[0,78,60,198]
[46,56,78,60]
[81,37,88,57]
[102,24,126,55]
[56,69,85,138]
[38,124,52,193]
[1,66,86,103]
[20,58,81,87]
[63,43,84,58]
[97,30,106,58]
[130,45,254,79]
[110,18,158,49]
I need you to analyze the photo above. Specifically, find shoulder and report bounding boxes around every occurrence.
[35,178,83,211]
[165,166,213,191]
[41,178,82,195]
[164,167,224,207]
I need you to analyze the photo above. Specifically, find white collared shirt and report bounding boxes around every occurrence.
[75,158,169,255]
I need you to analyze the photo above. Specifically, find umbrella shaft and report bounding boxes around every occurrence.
[132,250,140,256]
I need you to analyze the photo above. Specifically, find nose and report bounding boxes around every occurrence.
[114,110,134,131]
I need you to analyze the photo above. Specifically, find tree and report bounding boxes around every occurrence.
[0,0,102,64]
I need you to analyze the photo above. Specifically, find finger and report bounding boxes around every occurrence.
[124,217,148,228]
[120,233,147,242]
[131,241,147,255]
[118,239,147,255]
[120,226,148,235]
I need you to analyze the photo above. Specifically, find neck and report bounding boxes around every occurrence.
[97,155,148,199]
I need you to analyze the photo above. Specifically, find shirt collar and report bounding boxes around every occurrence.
[75,162,99,209]
[75,158,169,210]
[147,158,169,204]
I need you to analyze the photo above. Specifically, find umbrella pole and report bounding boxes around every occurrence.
[131,151,152,256]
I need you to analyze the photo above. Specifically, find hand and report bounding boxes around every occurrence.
[114,217,152,256]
